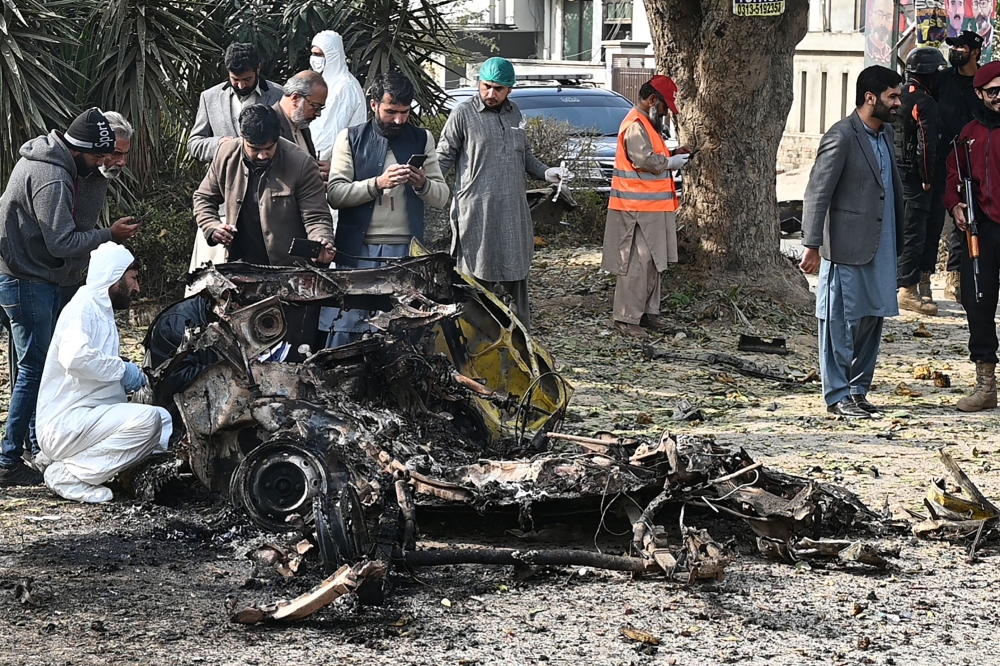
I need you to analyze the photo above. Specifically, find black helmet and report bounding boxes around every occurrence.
[905,47,947,74]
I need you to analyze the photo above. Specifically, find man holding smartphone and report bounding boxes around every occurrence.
[325,71,449,347]
[0,108,140,486]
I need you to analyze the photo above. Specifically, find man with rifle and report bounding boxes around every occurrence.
[944,61,1000,412]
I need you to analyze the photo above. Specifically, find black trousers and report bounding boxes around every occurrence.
[896,171,941,287]
[937,160,965,272]
[961,211,1000,363]
[926,171,948,273]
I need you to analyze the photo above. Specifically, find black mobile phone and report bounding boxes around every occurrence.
[407,153,427,168]
[288,238,324,259]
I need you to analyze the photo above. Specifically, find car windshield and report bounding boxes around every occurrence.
[514,93,633,136]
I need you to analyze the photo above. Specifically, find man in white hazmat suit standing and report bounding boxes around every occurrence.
[309,30,367,163]
[36,242,171,502]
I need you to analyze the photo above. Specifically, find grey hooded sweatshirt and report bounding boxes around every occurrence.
[0,131,112,286]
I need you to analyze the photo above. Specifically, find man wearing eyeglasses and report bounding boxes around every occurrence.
[944,61,1000,412]
[273,71,330,180]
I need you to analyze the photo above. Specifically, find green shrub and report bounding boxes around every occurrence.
[563,189,609,243]
[112,168,203,303]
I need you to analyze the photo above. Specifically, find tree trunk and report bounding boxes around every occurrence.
[644,0,810,299]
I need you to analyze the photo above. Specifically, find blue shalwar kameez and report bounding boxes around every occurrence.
[816,125,899,406]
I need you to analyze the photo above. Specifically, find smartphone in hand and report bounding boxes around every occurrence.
[288,238,324,259]
[406,154,427,169]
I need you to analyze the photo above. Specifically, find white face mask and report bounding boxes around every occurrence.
[310,55,326,73]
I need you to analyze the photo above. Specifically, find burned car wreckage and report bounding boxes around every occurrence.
[136,246,887,620]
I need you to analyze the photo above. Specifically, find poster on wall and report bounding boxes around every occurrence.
[941,0,997,59]
[866,0,912,65]
[865,0,999,65]
[966,0,998,60]
[915,0,948,47]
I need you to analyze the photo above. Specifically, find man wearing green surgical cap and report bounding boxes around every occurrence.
[437,57,571,332]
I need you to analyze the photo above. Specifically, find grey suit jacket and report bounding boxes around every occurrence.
[272,101,317,159]
[187,79,284,163]
[802,111,905,265]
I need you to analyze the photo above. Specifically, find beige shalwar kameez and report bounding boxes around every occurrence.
[601,120,678,325]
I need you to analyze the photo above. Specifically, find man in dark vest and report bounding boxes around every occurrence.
[324,71,449,347]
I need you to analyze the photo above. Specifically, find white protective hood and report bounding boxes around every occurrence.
[310,30,367,161]
[36,242,136,440]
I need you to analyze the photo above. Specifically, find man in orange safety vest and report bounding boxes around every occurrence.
[601,75,693,338]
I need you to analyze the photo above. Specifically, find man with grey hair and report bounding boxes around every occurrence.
[273,70,329,179]
[0,108,141,486]
[98,111,134,180]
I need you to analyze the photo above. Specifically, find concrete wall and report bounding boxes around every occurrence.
[778,0,866,170]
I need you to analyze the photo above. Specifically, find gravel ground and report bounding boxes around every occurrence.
[2,245,999,666]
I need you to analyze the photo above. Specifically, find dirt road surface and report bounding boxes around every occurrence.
[2,246,998,665]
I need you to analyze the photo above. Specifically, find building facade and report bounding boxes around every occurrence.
[446,0,868,169]
[779,0,868,170]
[445,0,656,87]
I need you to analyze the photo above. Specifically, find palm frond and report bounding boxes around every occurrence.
[0,0,77,184]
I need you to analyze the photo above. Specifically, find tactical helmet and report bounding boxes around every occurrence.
[905,47,947,74]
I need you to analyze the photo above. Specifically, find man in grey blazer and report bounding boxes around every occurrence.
[188,43,284,163]
[186,42,284,274]
[272,70,329,179]
[801,66,905,419]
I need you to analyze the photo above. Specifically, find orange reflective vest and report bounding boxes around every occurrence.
[608,108,679,213]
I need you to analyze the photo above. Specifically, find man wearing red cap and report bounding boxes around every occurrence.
[602,75,692,338]
[944,59,1000,412]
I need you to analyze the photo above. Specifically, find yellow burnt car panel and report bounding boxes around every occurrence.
[412,240,572,441]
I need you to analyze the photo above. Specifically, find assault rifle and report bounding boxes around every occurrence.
[954,138,982,303]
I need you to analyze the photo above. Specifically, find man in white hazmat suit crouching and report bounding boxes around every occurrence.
[35,242,171,503]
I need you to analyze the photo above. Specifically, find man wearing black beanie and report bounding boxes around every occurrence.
[0,107,141,486]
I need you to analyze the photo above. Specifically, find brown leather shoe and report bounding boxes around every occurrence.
[614,320,648,339]
[640,314,671,331]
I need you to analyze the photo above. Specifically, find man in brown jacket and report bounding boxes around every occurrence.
[193,104,335,359]
[193,104,335,266]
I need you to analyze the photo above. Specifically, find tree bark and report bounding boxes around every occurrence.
[644,0,810,297]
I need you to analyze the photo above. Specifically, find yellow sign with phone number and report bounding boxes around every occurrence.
[733,0,784,16]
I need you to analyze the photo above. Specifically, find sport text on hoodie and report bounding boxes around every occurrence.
[0,130,113,286]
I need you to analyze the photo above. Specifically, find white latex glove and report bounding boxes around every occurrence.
[544,166,574,183]
[665,154,692,170]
